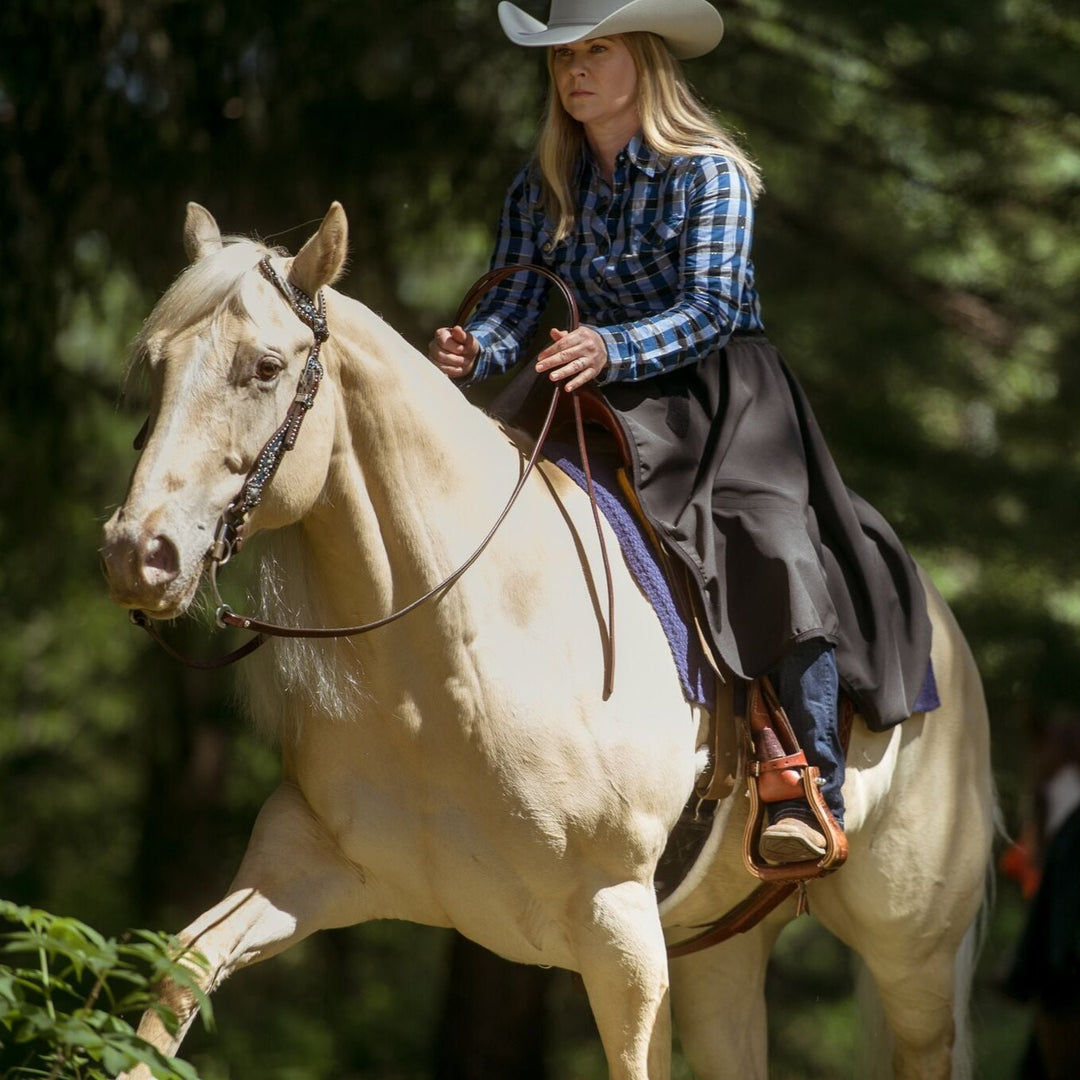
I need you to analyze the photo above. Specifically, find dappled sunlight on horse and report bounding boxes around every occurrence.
[101,203,995,1079]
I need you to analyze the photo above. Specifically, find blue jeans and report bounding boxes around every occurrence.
[769,639,845,830]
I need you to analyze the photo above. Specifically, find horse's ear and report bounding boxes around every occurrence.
[183,203,223,262]
[289,202,348,298]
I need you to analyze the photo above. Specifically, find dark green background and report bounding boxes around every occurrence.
[2,0,1077,1075]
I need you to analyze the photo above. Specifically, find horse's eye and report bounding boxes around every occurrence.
[255,356,282,382]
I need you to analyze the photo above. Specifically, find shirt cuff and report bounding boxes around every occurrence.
[456,329,493,387]
[593,325,633,385]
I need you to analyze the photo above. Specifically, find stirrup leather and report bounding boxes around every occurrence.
[741,677,848,882]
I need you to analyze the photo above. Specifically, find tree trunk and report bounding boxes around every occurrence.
[433,933,553,1080]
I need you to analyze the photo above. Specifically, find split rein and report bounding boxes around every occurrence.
[131,259,618,695]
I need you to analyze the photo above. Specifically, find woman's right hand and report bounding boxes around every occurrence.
[428,325,479,379]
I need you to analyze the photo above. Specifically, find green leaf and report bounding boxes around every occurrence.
[55,1014,105,1050]
[116,1035,204,1080]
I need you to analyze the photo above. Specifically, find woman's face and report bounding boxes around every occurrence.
[552,36,639,135]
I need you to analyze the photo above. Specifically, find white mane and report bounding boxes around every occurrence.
[239,525,373,743]
[126,238,279,391]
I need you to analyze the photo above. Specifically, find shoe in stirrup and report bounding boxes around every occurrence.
[759,815,827,866]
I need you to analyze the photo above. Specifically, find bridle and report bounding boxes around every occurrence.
[131,257,616,694]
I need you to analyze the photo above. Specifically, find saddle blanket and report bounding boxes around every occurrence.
[550,442,940,717]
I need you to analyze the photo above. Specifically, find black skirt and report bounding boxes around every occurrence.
[486,333,933,730]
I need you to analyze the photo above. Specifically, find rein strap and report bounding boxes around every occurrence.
[133,261,617,696]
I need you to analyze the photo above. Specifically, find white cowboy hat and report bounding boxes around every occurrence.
[497,0,724,60]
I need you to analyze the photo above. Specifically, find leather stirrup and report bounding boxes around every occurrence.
[741,677,849,882]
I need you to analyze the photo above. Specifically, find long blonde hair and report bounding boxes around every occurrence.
[536,32,763,244]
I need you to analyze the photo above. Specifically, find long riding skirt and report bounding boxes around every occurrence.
[489,333,932,730]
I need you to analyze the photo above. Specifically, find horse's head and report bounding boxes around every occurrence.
[102,202,348,618]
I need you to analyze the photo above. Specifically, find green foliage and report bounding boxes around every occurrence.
[0,901,210,1080]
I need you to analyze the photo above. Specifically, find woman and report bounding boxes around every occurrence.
[429,0,933,865]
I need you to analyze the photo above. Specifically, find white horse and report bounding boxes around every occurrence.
[101,203,995,1080]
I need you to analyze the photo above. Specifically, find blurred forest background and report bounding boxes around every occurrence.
[2,0,1078,1076]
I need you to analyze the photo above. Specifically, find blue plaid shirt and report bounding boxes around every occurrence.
[466,132,764,384]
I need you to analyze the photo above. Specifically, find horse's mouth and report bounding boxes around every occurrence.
[106,567,203,622]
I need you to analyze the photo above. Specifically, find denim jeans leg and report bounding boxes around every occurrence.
[768,639,845,829]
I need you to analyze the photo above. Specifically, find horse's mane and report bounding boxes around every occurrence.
[237,524,375,743]
[126,237,282,395]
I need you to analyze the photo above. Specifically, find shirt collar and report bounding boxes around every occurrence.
[579,131,667,183]
[623,132,665,178]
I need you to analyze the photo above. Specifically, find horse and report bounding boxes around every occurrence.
[101,202,995,1079]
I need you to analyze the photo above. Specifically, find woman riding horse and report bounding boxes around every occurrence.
[429,0,933,865]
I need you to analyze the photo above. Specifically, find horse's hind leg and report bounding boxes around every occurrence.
[813,856,987,1080]
[571,880,673,1080]
[856,946,967,1080]
[120,781,373,1079]
[669,917,784,1080]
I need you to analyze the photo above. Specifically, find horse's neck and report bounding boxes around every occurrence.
[294,290,523,626]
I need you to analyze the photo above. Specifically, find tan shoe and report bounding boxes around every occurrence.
[759,816,827,866]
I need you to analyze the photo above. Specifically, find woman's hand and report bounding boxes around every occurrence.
[535,326,609,392]
[428,325,479,379]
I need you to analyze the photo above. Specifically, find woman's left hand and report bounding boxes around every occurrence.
[535,327,609,392]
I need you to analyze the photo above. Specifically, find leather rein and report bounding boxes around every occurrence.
[132,259,617,694]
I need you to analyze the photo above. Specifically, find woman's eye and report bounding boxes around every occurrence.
[254,357,282,381]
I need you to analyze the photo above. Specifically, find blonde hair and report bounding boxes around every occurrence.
[536,32,763,244]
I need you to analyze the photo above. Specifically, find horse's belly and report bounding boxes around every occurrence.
[278,773,578,964]
[289,696,699,960]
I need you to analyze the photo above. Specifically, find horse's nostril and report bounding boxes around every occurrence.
[143,534,180,584]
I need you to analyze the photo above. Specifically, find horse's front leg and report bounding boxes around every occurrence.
[572,880,672,1080]
[121,781,371,1078]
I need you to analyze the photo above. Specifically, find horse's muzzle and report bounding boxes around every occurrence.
[100,511,184,612]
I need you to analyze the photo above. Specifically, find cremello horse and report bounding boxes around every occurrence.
[102,203,994,1079]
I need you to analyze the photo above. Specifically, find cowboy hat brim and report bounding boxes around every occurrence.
[497,0,724,60]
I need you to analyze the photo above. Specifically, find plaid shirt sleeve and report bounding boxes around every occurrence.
[463,168,551,383]
[595,157,755,384]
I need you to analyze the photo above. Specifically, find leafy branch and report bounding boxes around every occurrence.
[0,901,210,1080]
